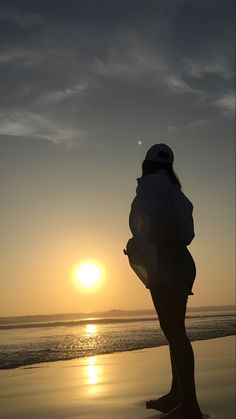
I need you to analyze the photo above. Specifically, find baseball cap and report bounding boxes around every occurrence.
[144,143,174,164]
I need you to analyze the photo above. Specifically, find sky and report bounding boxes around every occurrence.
[0,0,235,316]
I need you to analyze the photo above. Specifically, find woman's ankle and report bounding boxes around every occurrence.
[169,388,179,399]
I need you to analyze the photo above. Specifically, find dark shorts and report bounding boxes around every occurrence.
[154,241,196,295]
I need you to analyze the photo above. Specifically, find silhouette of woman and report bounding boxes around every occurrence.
[125,144,203,419]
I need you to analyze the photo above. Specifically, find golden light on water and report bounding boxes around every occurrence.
[71,258,106,293]
[86,357,103,394]
[85,324,97,335]
[87,357,98,385]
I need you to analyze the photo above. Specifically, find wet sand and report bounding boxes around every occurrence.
[0,336,235,419]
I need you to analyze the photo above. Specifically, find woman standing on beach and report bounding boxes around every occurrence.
[125,144,203,419]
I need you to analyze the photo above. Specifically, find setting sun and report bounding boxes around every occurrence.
[72,259,105,293]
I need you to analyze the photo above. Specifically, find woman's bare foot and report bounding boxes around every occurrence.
[146,392,179,413]
[166,404,203,419]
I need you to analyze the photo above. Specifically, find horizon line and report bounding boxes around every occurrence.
[0,304,235,320]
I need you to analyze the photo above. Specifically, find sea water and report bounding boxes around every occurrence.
[0,306,235,369]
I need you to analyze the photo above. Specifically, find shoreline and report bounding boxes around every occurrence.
[1,333,235,371]
[0,336,235,419]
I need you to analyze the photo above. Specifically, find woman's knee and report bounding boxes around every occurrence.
[159,319,187,343]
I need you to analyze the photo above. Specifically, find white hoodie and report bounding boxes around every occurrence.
[127,170,195,288]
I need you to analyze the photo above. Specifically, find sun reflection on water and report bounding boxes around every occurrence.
[87,357,98,385]
[82,325,103,393]
[85,324,97,335]
[86,356,104,395]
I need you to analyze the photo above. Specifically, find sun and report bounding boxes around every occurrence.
[72,259,105,293]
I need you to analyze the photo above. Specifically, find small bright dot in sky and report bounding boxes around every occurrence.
[137,140,142,145]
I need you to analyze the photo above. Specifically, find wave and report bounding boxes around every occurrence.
[0,311,235,369]
[0,312,235,331]
[1,331,235,370]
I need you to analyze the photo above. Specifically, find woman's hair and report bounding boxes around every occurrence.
[142,160,182,189]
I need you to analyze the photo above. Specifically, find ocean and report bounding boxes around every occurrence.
[0,306,235,370]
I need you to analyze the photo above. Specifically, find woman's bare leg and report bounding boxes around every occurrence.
[146,344,181,411]
[146,288,186,412]
[148,284,203,418]
[169,347,180,397]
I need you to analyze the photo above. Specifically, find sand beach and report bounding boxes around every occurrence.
[0,336,235,419]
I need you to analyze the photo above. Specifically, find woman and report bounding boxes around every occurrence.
[125,144,203,419]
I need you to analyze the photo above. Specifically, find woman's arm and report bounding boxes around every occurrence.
[129,196,158,288]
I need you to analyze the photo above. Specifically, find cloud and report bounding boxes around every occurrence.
[0,111,88,146]
[0,48,43,67]
[0,0,234,148]
[164,73,200,94]
[92,37,202,95]
[185,119,210,129]
[181,58,232,81]
[93,33,167,84]
[167,118,210,134]
[215,94,235,117]
[42,81,90,104]
[0,7,44,27]
[167,125,179,133]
